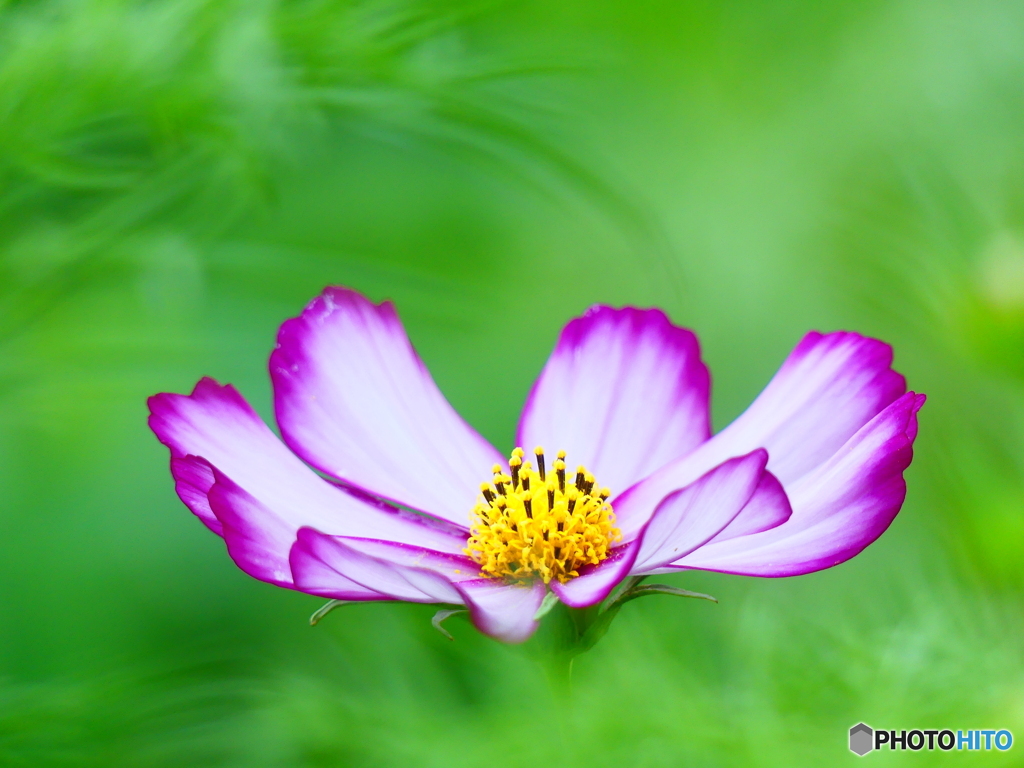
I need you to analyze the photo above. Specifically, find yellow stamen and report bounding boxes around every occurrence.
[465,448,622,584]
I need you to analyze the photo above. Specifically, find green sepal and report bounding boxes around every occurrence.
[527,577,718,659]
[533,590,560,620]
[309,599,353,626]
[430,608,467,640]
[614,583,718,606]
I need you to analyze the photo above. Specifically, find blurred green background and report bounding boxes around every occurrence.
[1,0,1023,765]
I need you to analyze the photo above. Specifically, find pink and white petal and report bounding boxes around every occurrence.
[567,454,777,597]
[670,392,925,576]
[148,378,468,553]
[270,287,503,526]
[611,333,904,541]
[207,468,302,588]
[629,451,767,575]
[170,456,219,535]
[289,529,463,603]
[701,332,907,486]
[333,537,479,579]
[705,470,791,544]
[313,540,544,651]
[516,306,710,496]
[550,541,640,608]
[321,537,548,643]
[453,578,547,644]
[277,539,389,601]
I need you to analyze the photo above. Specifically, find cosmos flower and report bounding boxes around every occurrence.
[148,287,924,643]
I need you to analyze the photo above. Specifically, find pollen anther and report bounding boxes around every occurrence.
[465,448,621,584]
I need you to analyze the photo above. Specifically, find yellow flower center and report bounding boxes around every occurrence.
[465,447,621,584]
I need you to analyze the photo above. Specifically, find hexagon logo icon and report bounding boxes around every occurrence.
[849,723,874,756]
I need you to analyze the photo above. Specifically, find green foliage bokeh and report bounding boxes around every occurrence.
[1,0,1023,765]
